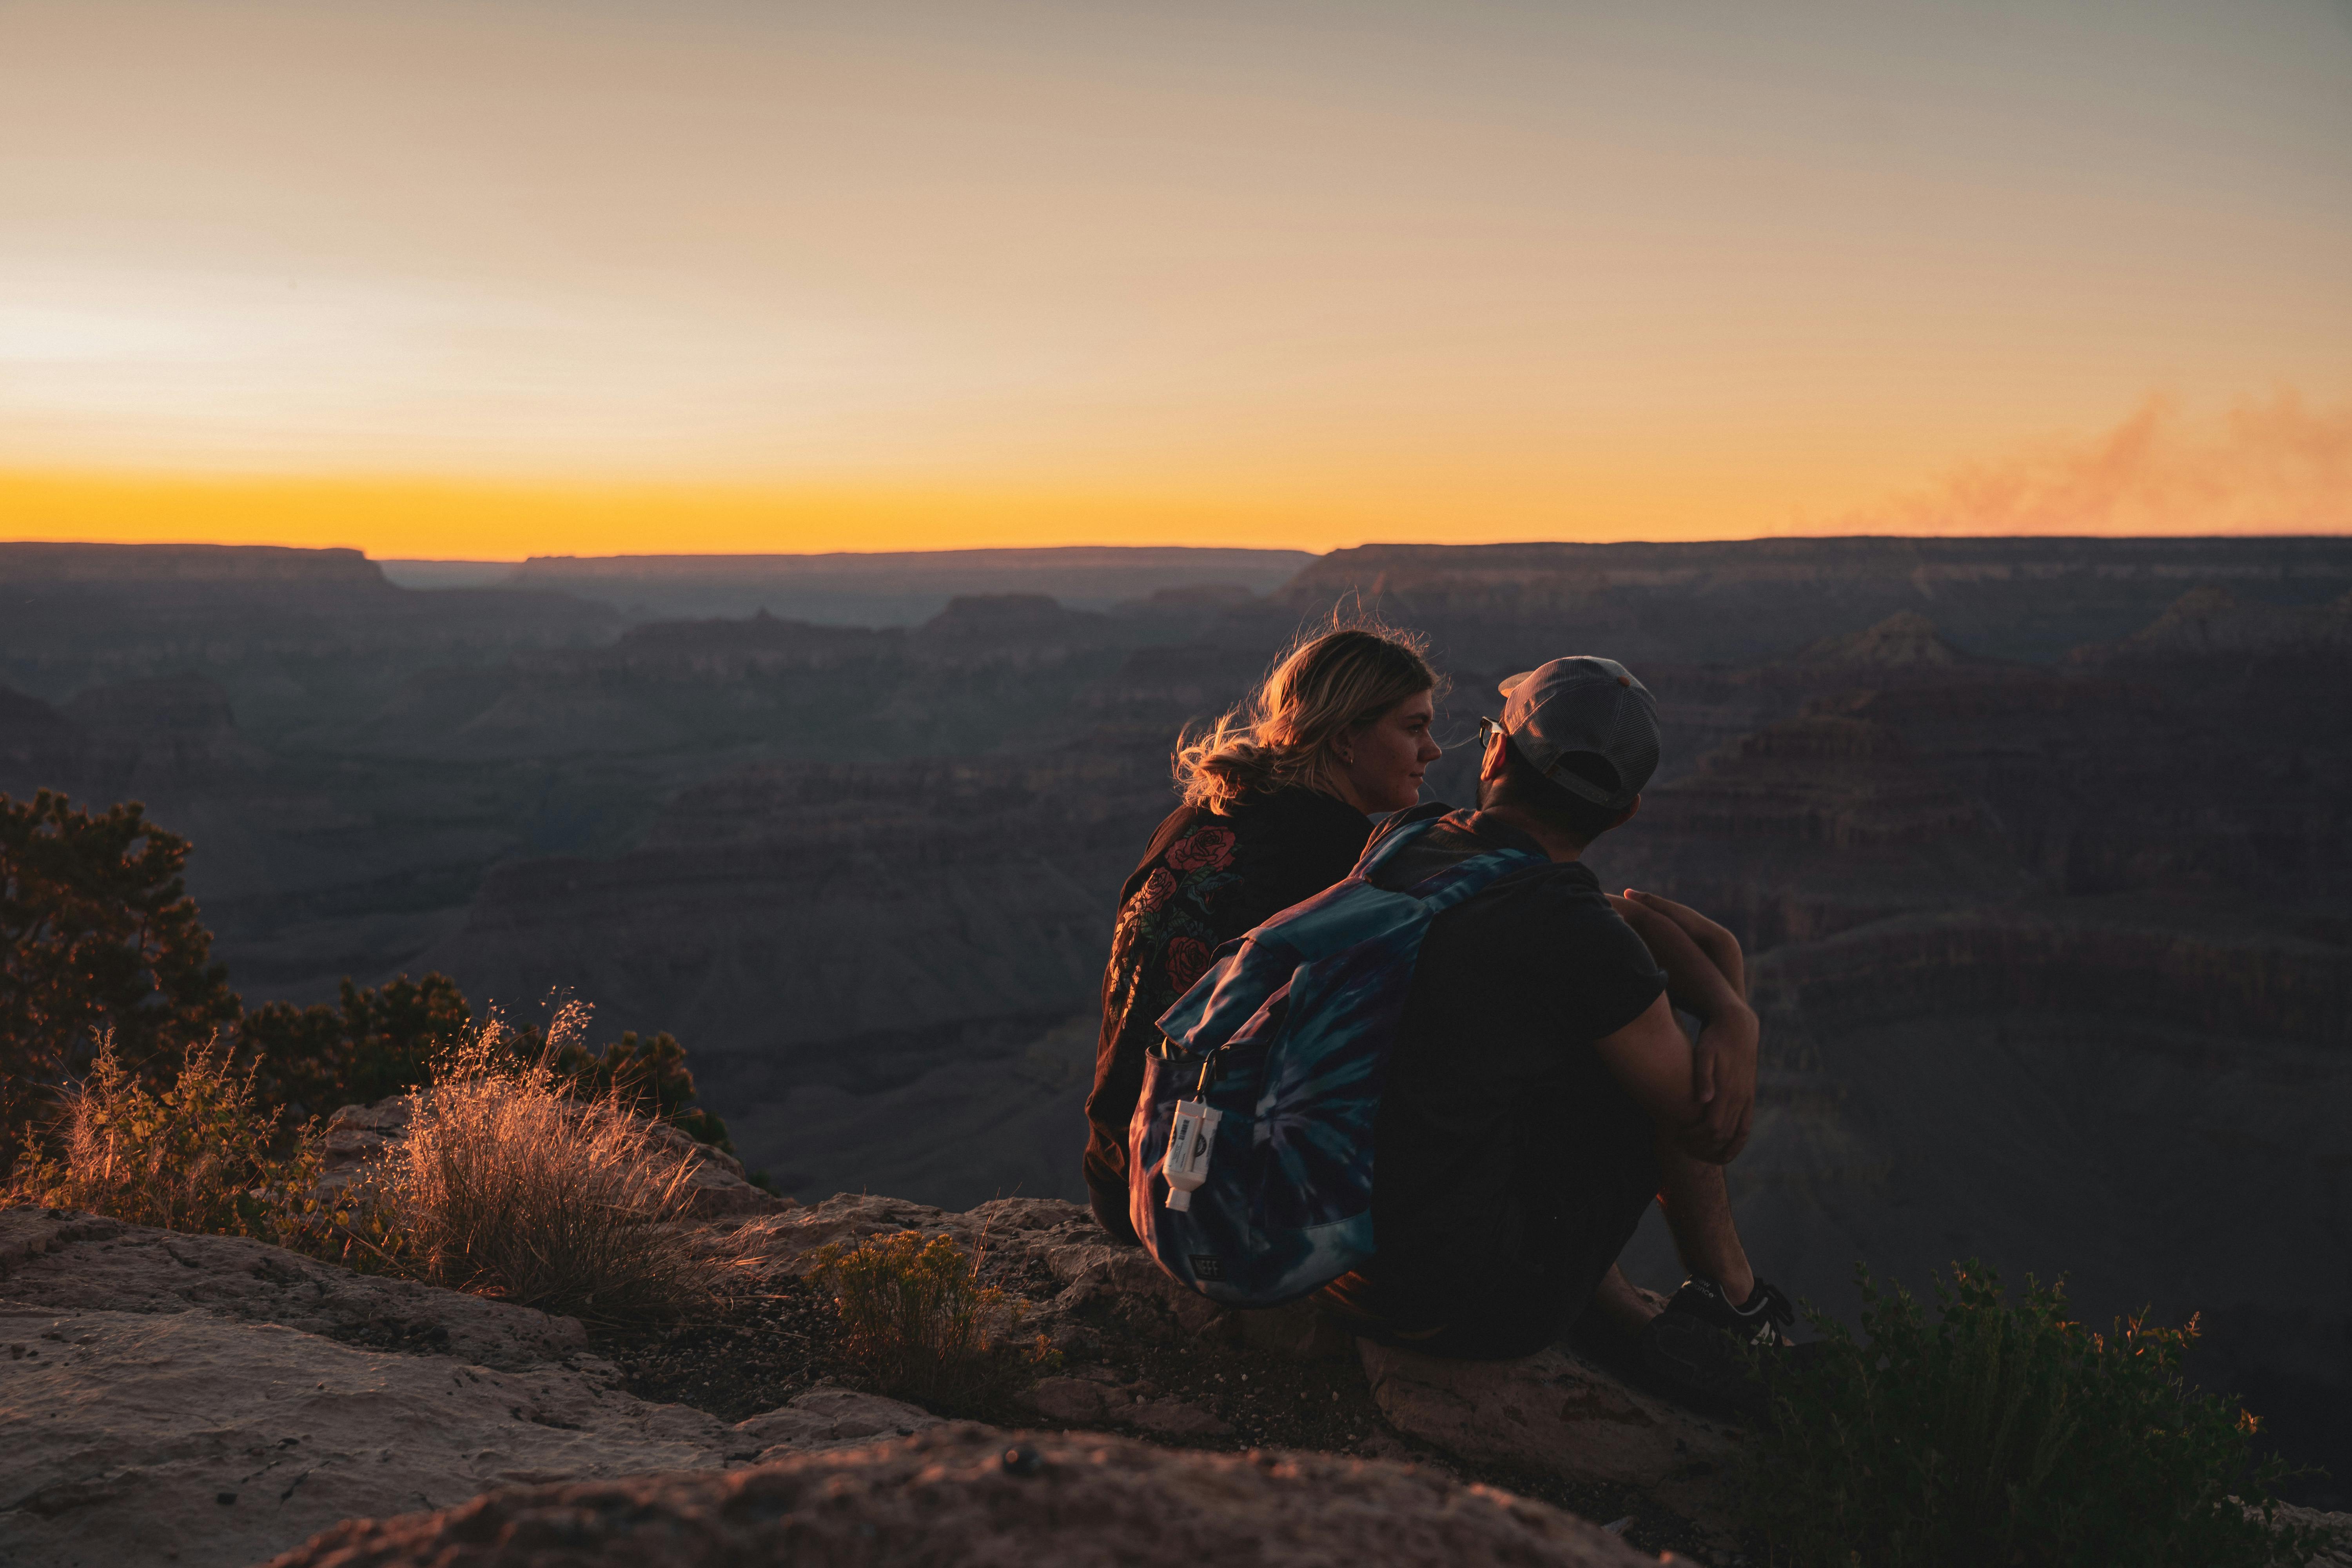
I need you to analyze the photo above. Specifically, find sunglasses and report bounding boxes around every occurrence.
[1477,716,1508,746]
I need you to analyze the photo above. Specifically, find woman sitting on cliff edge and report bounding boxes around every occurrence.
[1082,623,1445,1244]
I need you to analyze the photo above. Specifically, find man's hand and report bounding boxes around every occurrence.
[1622,887,1744,998]
[1687,1001,1757,1161]
[1593,993,1754,1165]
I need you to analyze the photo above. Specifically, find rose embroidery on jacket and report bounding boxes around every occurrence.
[1165,936,1214,993]
[1102,820,1246,1055]
[1163,826,1237,873]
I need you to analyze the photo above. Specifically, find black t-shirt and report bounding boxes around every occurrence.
[1361,809,1668,1332]
[1083,786,1374,1236]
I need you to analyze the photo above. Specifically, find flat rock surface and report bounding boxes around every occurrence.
[261,1422,1657,1568]
[1359,1337,1741,1522]
[732,1192,1086,1267]
[0,1301,935,1568]
[753,1195,1730,1515]
[738,1194,1229,1338]
[1021,1375,1235,1437]
[0,1207,585,1368]
[0,1211,937,1568]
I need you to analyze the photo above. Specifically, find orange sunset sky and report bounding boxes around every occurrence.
[3,0,2348,559]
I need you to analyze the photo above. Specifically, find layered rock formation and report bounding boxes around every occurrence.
[0,543,616,739]
[2078,584,2352,660]
[1282,535,2352,666]
[0,674,261,798]
[9,537,2349,1500]
[1578,606,2352,1499]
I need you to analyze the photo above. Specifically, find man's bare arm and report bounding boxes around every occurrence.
[1593,992,1747,1164]
[1606,894,1757,1160]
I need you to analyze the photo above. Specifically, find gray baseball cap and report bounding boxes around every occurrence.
[1495,656,1660,811]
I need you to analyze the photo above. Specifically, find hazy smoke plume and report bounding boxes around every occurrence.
[1829,392,2351,537]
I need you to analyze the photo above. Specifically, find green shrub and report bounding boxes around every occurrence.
[240,973,475,1127]
[1741,1262,2326,1568]
[240,977,733,1153]
[809,1230,1052,1405]
[5,1033,316,1240]
[546,1028,734,1154]
[1,791,239,1152]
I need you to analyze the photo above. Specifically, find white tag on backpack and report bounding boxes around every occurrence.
[1162,1098,1223,1211]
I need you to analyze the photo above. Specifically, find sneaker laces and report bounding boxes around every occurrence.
[1733,1279,1795,1346]
[1666,1275,1795,1347]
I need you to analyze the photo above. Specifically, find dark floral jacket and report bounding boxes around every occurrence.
[1083,785,1374,1240]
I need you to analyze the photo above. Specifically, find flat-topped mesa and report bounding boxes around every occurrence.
[512,546,1314,581]
[1285,535,2352,599]
[0,541,387,587]
[0,544,618,702]
[506,548,1315,623]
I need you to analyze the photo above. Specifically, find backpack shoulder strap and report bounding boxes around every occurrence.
[1358,813,1549,910]
[1154,817,1544,1056]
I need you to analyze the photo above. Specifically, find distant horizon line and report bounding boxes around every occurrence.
[6,532,2352,568]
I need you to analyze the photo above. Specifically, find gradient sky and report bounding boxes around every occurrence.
[3,0,2348,557]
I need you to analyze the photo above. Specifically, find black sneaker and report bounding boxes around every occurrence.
[1636,1276,1796,1419]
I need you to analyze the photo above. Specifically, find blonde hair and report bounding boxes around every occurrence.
[1173,622,1441,813]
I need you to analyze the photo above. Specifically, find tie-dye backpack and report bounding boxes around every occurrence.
[1126,815,1546,1307]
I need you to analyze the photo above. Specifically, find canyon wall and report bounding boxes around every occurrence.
[4,536,2347,1497]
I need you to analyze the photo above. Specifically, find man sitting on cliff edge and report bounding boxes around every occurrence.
[1316,655,1794,1408]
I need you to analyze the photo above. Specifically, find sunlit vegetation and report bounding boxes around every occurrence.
[242,971,737,1154]
[6,1033,319,1241]
[809,1230,1056,1406]
[0,790,238,1142]
[7,789,2330,1546]
[325,1009,740,1324]
[3,790,734,1169]
[5,1011,751,1326]
[1740,1263,2326,1568]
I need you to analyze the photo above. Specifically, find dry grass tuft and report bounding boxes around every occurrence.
[8,1007,749,1327]
[339,1005,727,1325]
[809,1229,1054,1406]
